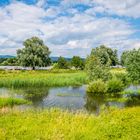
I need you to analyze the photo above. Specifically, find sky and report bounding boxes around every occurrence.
[0,0,140,57]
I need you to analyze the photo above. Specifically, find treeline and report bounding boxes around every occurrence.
[0,56,85,70]
[0,37,119,69]
[0,36,139,79]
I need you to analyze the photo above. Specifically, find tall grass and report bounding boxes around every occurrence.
[0,70,87,88]
[0,107,139,139]
[0,97,29,108]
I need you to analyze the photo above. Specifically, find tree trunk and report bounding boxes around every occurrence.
[32,66,35,70]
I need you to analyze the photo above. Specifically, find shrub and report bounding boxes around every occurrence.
[107,78,125,93]
[87,79,107,94]
[114,73,131,87]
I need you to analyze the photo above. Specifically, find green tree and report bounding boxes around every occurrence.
[1,58,18,66]
[91,45,118,66]
[57,56,69,69]
[85,55,111,81]
[71,56,85,70]
[0,58,7,65]
[17,37,51,70]
[121,51,130,66]
[124,49,140,82]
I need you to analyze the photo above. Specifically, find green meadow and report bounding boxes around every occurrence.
[0,107,140,140]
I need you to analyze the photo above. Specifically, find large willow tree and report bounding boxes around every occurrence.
[17,37,51,70]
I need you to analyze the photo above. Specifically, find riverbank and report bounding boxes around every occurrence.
[0,107,139,140]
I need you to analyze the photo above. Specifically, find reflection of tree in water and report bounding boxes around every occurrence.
[125,94,140,107]
[84,94,107,115]
[18,87,49,108]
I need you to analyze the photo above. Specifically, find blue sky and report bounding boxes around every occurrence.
[0,0,140,57]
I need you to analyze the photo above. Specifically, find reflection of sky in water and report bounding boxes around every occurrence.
[0,85,140,115]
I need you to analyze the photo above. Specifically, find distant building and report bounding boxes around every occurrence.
[0,66,53,70]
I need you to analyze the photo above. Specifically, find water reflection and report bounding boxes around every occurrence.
[84,95,106,115]
[20,88,49,108]
[0,85,140,114]
[125,94,140,107]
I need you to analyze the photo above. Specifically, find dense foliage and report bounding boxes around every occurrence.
[0,58,7,64]
[121,50,129,66]
[107,78,125,93]
[123,49,140,82]
[71,56,85,70]
[0,58,18,66]
[17,37,51,70]
[87,79,107,94]
[91,45,118,66]
[57,56,69,69]
[86,53,111,81]
[113,72,131,87]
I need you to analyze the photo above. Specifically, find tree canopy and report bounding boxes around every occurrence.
[17,37,51,69]
[71,56,85,70]
[121,51,130,66]
[91,45,118,66]
[123,49,140,82]
[86,46,113,81]
[57,56,69,69]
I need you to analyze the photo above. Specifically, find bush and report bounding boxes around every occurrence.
[87,79,107,94]
[114,73,131,87]
[107,78,125,93]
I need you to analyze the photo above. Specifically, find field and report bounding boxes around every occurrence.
[0,69,87,88]
[0,107,140,140]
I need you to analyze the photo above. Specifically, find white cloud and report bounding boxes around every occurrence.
[0,1,139,57]
[92,0,140,18]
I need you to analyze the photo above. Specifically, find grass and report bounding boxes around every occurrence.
[0,70,87,88]
[0,68,127,88]
[0,107,139,140]
[0,97,30,108]
[110,68,126,74]
[121,89,140,95]
[106,97,128,102]
[57,93,82,97]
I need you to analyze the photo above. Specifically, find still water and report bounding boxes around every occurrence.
[0,85,140,114]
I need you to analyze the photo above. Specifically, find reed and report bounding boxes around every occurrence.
[0,70,87,88]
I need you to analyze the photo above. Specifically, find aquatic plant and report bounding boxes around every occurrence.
[0,97,30,108]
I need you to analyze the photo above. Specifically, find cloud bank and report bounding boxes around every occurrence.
[0,0,140,57]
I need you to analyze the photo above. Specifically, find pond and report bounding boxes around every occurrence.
[0,85,140,115]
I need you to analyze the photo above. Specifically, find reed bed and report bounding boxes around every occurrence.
[0,70,87,88]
